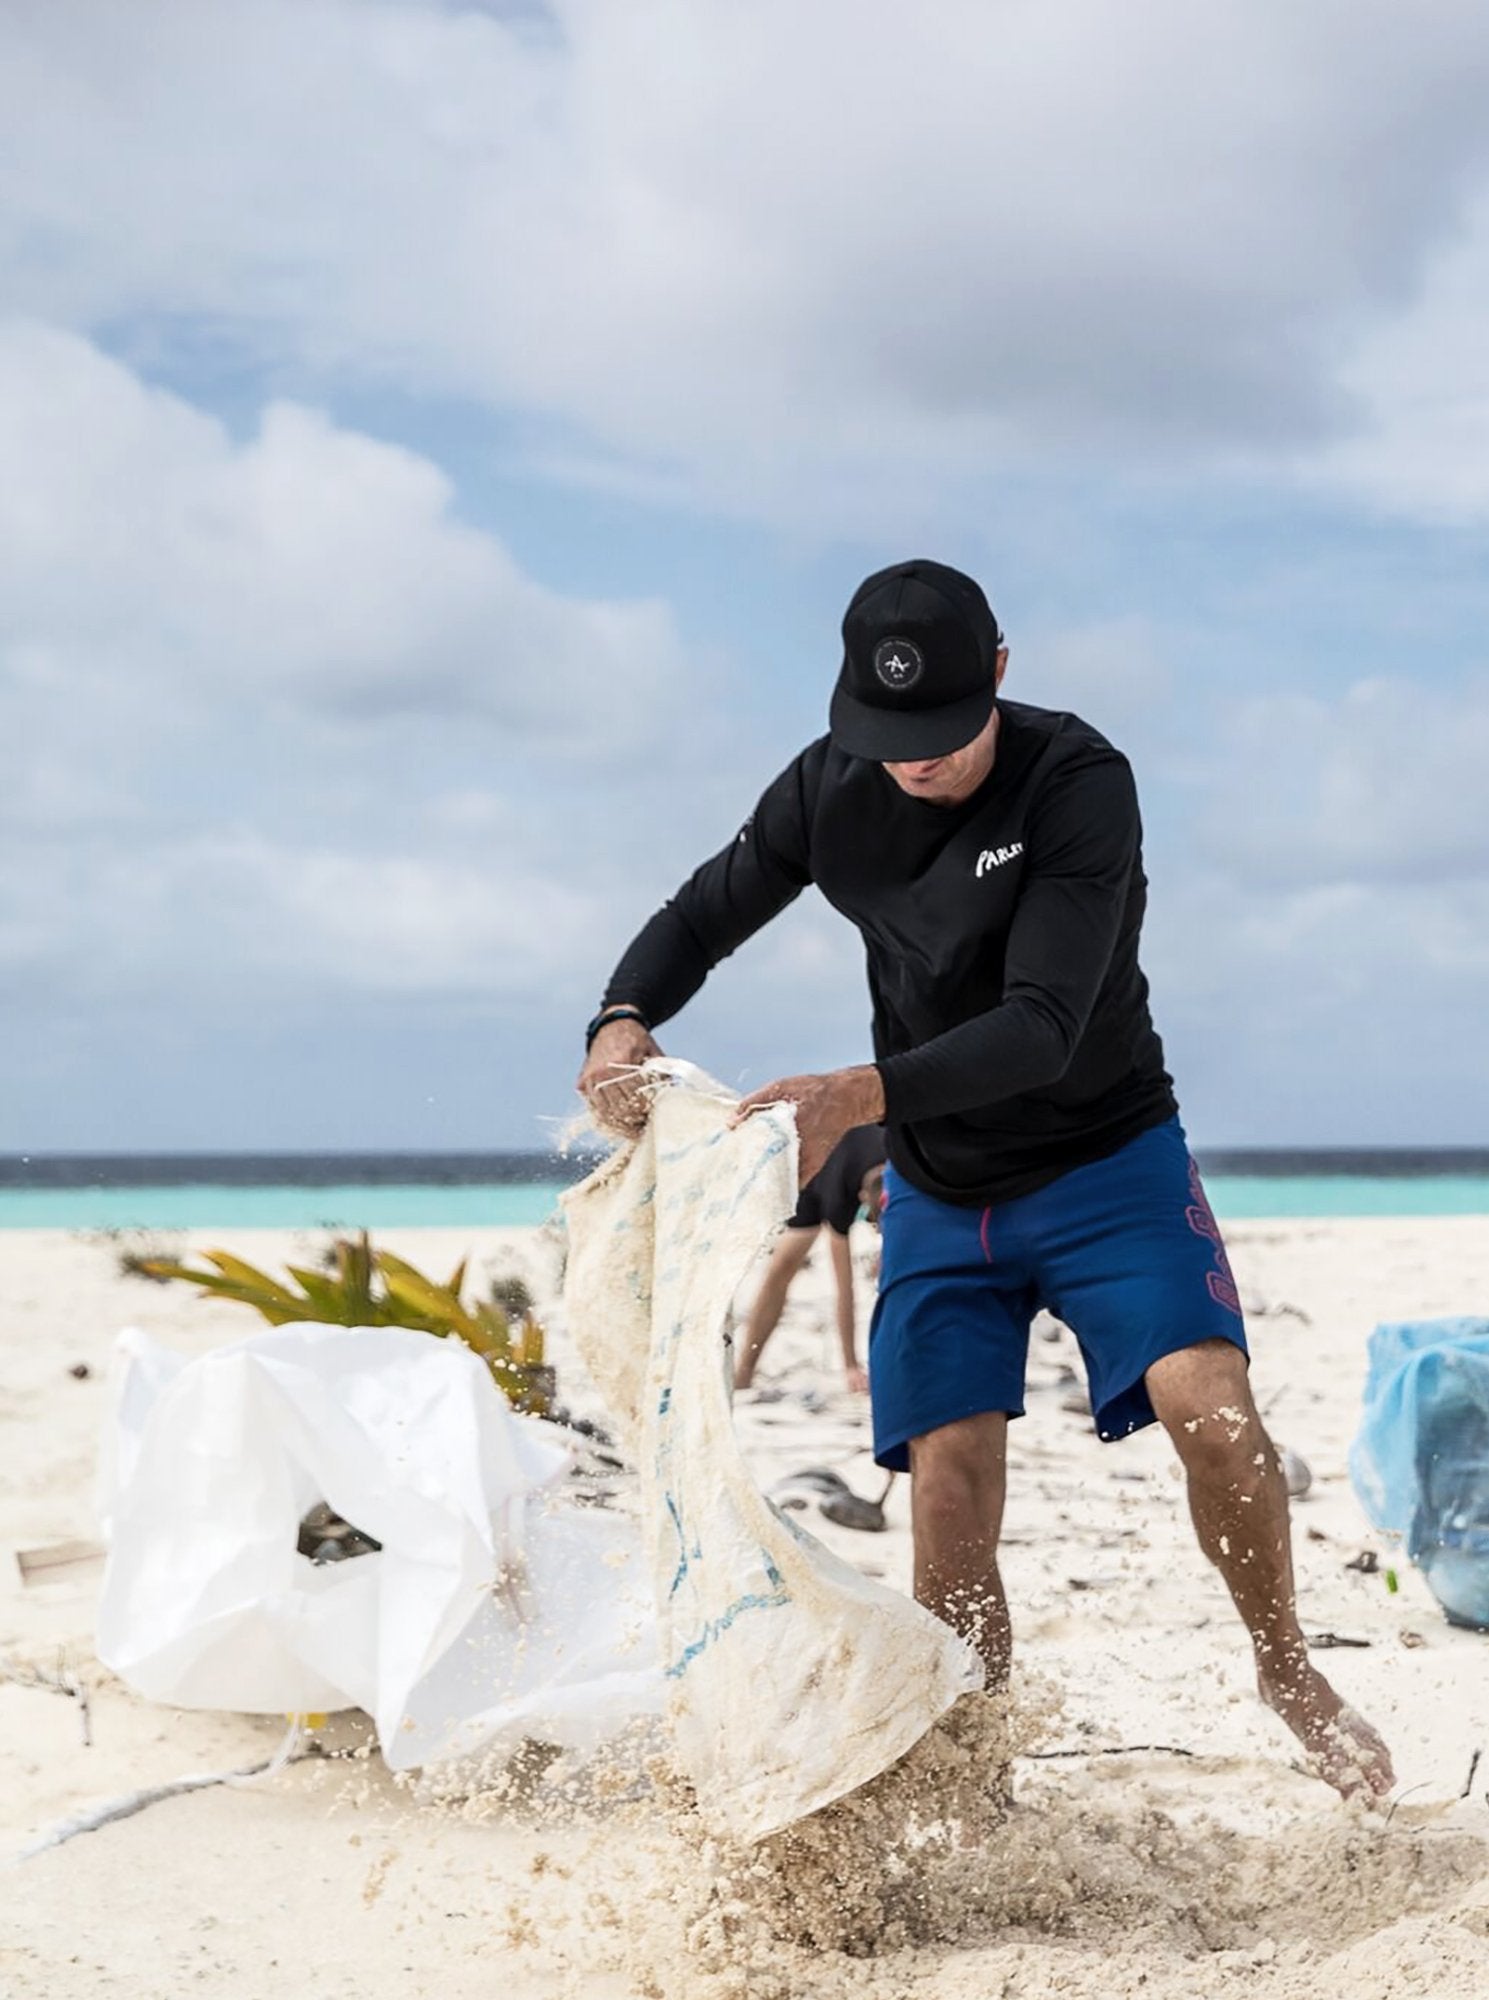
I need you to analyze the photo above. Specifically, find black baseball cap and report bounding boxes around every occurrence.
[829,558,1003,762]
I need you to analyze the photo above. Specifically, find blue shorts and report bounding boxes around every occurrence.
[868,1117,1248,1471]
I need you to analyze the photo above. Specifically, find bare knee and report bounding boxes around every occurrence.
[1148,1343,1262,1463]
[1151,1363,1290,1537]
[910,1413,1007,1540]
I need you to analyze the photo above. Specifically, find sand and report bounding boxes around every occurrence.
[2,1213,1487,1997]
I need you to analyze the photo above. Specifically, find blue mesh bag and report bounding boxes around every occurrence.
[1350,1318,1489,1632]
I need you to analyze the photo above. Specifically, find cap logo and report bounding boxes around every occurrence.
[874,637,924,690]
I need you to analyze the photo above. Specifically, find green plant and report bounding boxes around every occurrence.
[136,1233,552,1413]
[117,1247,175,1285]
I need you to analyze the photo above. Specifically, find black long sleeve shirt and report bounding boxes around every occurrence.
[602,700,1178,1205]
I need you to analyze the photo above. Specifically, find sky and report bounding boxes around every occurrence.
[3,0,1489,1155]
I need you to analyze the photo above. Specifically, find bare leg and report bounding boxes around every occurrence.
[909,1411,1010,1685]
[734,1227,816,1389]
[826,1227,868,1391]
[1146,1341,1395,1803]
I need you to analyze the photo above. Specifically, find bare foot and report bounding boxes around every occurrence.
[1260,1661,1395,1804]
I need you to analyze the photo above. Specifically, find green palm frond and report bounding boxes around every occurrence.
[140,1232,552,1413]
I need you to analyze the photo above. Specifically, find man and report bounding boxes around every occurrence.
[732,1123,885,1394]
[577,558,1393,1803]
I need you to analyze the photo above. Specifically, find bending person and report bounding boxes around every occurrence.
[575,558,1394,1806]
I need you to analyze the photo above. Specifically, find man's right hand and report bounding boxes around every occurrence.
[576,1016,664,1137]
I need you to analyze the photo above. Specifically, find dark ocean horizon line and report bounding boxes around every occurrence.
[3,1145,1489,1190]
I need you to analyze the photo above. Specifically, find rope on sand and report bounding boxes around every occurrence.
[1025,1744,1199,1761]
[8,1719,318,1866]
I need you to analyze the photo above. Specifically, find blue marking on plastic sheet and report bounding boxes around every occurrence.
[666,1576,792,1678]
[665,1492,700,1598]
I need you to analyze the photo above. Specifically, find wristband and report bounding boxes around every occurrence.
[584,1003,651,1052]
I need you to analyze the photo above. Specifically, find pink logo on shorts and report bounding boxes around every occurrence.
[1185,1202,1223,1248]
[1207,1269,1242,1315]
[1187,1159,1242,1320]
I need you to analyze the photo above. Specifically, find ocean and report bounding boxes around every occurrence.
[1,1149,1487,1230]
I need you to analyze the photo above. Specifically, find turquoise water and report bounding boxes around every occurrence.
[0,1174,1485,1230]
[1204,1175,1489,1220]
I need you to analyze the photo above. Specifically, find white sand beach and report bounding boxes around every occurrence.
[3,1214,1488,1998]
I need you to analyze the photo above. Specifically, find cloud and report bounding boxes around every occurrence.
[1305,186,1489,522]
[0,324,720,1050]
[1147,862,1489,1142]
[5,2,1489,521]
[0,320,689,744]
[1133,667,1489,1140]
[1008,616,1175,744]
[1195,675,1489,888]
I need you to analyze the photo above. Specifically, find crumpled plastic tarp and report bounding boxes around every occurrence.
[97,1323,661,1766]
[562,1062,982,1844]
[1350,1316,1489,1632]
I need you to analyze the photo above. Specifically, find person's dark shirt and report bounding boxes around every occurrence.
[602,700,1178,1205]
[788,1124,886,1234]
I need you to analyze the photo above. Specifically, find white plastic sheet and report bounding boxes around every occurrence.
[562,1063,982,1844]
[97,1323,660,1767]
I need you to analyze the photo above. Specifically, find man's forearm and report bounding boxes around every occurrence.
[877,993,1071,1125]
[601,903,713,1031]
[841,1064,887,1125]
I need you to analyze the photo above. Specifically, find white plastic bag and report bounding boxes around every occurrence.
[562,1064,981,1843]
[97,1323,660,1767]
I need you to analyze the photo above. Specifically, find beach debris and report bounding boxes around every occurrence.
[14,1539,105,1589]
[1278,1445,1312,1498]
[1399,1629,1427,1649]
[115,1241,178,1285]
[768,1465,897,1529]
[769,1465,884,1523]
[1385,1566,1400,1594]
[133,1233,555,1413]
[99,1323,659,1771]
[1462,1749,1483,1799]
[67,1360,92,1380]
[1253,1299,1313,1326]
[819,1474,895,1533]
[819,1491,889,1532]
[296,1502,382,1564]
[1305,1631,1372,1649]
[771,1465,853,1498]
[1028,1741,1198,1761]
[0,1654,92,1747]
[1345,1549,1380,1574]
[1351,1316,1489,1630]
[550,1413,630,1508]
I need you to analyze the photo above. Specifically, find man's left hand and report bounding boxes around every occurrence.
[733,1064,885,1187]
